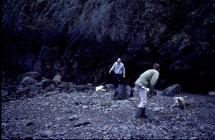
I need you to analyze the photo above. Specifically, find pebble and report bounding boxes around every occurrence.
[152,107,164,112]
[69,115,79,121]
[73,120,90,127]
[40,130,53,137]
[25,120,33,126]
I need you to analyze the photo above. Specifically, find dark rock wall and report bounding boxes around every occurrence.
[1,0,215,92]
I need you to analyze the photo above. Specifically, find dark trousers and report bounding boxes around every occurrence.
[113,74,123,88]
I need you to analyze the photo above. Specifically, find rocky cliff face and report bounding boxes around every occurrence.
[1,0,215,92]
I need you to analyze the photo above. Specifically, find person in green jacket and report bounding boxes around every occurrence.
[134,63,160,118]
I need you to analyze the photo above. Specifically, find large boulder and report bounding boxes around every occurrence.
[1,90,8,97]
[208,91,215,97]
[18,72,41,81]
[21,77,37,86]
[113,84,132,100]
[163,84,182,96]
[40,79,52,89]
[52,74,62,84]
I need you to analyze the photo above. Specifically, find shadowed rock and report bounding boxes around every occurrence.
[113,84,132,100]
[163,84,181,96]
[21,77,37,86]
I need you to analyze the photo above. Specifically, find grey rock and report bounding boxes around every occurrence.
[41,79,52,89]
[23,135,33,139]
[18,72,41,81]
[163,84,181,96]
[113,84,131,100]
[16,87,30,95]
[73,120,90,127]
[152,107,164,112]
[208,91,215,96]
[44,91,56,97]
[1,90,8,97]
[44,84,56,91]
[21,77,37,86]
[69,115,79,121]
[104,84,114,90]
[45,122,53,128]
[25,120,33,126]
[40,130,53,137]
[52,74,62,84]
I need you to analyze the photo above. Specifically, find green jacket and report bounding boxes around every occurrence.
[135,69,160,89]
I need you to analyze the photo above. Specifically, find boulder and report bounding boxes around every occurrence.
[69,115,79,121]
[104,84,114,90]
[208,91,215,96]
[41,79,52,89]
[73,120,90,127]
[21,77,37,86]
[52,74,62,84]
[18,72,41,81]
[44,84,56,91]
[125,85,133,97]
[75,85,94,91]
[163,84,182,96]
[16,87,30,95]
[40,130,53,138]
[113,84,132,100]
[1,90,8,97]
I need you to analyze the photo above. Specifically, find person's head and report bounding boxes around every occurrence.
[153,63,160,71]
[117,58,121,64]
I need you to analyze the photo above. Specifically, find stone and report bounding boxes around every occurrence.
[152,107,164,112]
[125,85,133,97]
[73,120,90,127]
[52,74,62,84]
[76,85,94,91]
[1,90,8,97]
[23,135,33,139]
[113,84,131,100]
[45,91,56,97]
[44,84,56,91]
[16,87,31,95]
[208,91,215,96]
[104,84,114,90]
[40,130,53,137]
[69,115,79,121]
[18,72,41,81]
[21,77,37,86]
[25,120,33,126]
[163,84,181,96]
[41,79,52,89]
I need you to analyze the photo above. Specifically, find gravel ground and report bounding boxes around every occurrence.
[1,87,215,139]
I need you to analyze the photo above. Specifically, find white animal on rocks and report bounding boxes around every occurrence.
[171,97,186,109]
[95,85,106,92]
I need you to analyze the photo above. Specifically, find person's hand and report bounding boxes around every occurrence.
[142,87,150,92]
[123,75,125,78]
[109,71,111,74]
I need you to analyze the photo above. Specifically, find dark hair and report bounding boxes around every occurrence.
[153,63,160,70]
